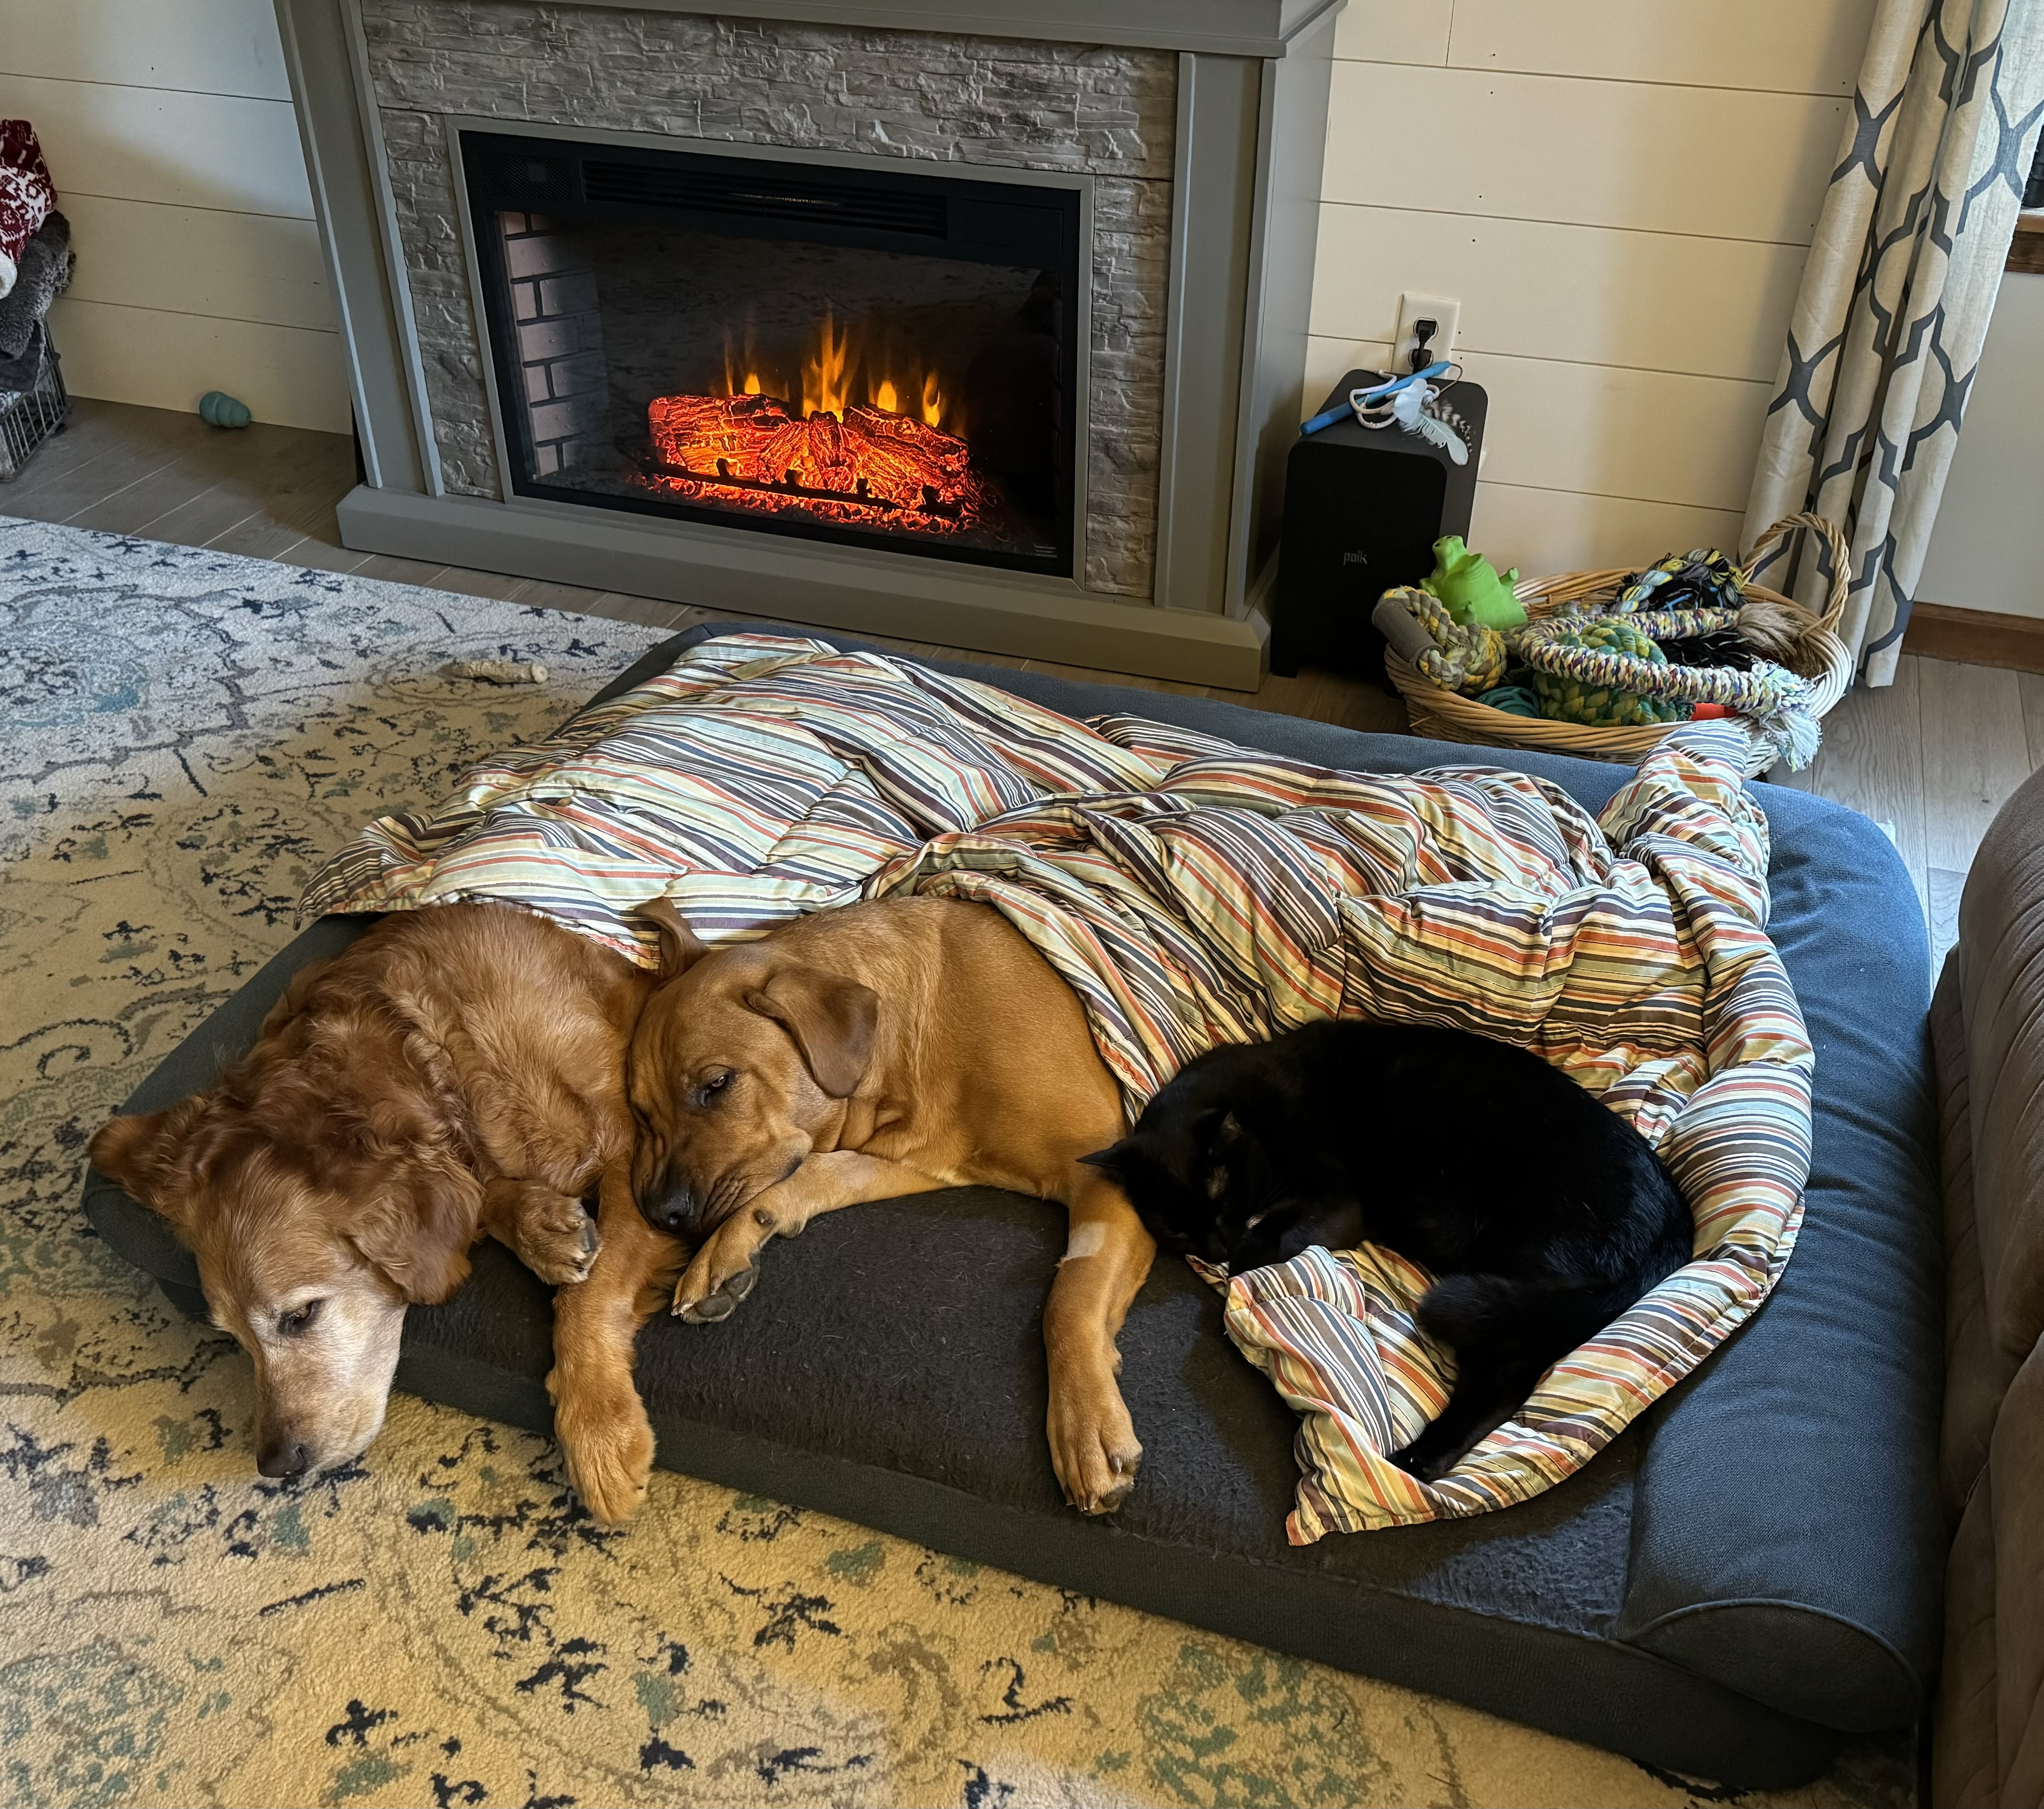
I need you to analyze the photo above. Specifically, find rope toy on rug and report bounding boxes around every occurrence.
[443,658,549,685]
[1517,606,1821,766]
[1378,585,1507,694]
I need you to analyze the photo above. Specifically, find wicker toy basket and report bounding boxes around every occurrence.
[1385,513,1853,775]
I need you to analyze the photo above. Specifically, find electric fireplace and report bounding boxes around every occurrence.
[284,0,1340,687]
[464,132,1082,577]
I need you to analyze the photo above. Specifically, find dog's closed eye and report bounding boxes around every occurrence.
[277,1298,324,1338]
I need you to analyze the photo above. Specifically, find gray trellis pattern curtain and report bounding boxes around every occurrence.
[1744,0,2044,686]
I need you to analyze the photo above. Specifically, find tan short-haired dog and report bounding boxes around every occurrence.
[548,893,1156,1522]
[89,904,655,1482]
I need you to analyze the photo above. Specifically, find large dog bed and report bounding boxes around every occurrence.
[81,623,1943,1788]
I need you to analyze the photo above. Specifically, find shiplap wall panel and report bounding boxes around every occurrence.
[1314,0,1868,581]
[1311,206,1807,382]
[59,196,337,334]
[6,0,341,433]
[0,0,291,101]
[18,74,313,217]
[1471,483,1747,576]
[1331,0,1452,67]
[1324,65,1847,244]
[48,297,352,434]
[1304,337,1769,513]
[1448,0,1877,95]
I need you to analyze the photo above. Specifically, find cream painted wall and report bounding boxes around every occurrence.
[1313,0,1873,577]
[0,0,350,432]
[1916,272,2044,618]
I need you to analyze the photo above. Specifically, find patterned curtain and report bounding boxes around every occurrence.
[1744,0,2044,686]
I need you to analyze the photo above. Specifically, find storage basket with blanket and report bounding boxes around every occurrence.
[1385,513,1852,775]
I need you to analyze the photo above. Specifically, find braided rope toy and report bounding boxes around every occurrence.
[1516,606,1819,766]
[1524,617,1688,727]
[1611,547,1745,615]
[1388,586,1507,694]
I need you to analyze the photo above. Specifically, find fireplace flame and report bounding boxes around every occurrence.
[645,387,988,533]
[801,308,852,420]
[662,307,981,530]
[717,310,950,431]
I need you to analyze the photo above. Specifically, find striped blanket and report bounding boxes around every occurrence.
[303,633,1811,1540]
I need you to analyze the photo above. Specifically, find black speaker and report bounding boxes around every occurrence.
[1270,370,1488,677]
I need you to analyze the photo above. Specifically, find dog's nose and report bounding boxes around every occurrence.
[648,1187,695,1233]
[256,1435,312,1479]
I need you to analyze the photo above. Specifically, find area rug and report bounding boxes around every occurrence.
[0,517,1913,1809]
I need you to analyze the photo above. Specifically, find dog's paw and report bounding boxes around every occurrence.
[673,1228,762,1323]
[510,1190,601,1287]
[548,1367,653,1525]
[1047,1385,1143,1516]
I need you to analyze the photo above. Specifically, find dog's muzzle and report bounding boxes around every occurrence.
[641,1181,696,1235]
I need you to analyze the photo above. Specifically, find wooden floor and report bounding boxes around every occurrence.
[9,397,2037,972]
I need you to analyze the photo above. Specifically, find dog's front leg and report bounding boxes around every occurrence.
[1044,1166,1156,1515]
[672,1152,945,1321]
[547,1158,685,1525]
[481,1177,600,1285]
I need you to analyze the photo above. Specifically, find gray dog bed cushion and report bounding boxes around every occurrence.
[82,624,1943,1789]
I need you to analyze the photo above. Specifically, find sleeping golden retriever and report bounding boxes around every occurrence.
[88,902,665,1482]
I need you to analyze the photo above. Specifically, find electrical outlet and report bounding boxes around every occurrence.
[1394,292,1460,373]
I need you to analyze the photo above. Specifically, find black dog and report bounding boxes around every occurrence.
[1084,1022,1693,1480]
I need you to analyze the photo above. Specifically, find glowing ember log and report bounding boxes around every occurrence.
[644,392,989,530]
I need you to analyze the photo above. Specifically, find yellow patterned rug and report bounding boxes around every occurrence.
[0,520,1912,1808]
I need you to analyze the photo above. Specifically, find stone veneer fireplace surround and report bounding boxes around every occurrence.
[275,0,1339,685]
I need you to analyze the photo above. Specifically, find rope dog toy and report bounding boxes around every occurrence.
[1516,607,1820,767]
[1376,585,1507,695]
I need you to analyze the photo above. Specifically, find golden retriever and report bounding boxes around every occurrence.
[88,902,658,1482]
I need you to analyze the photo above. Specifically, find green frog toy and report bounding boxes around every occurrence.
[1420,536,1525,632]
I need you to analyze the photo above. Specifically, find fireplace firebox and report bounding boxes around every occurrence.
[464,132,1083,578]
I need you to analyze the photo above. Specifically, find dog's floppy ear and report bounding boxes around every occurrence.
[745,965,879,1099]
[347,1161,482,1305]
[255,954,337,1042]
[88,1097,211,1231]
[640,897,711,981]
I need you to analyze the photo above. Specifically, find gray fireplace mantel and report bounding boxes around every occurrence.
[274,0,1340,686]
[396,0,1345,57]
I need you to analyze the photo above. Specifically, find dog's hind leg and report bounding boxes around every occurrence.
[1044,1164,1156,1516]
[548,1157,686,1524]
[671,1152,945,1322]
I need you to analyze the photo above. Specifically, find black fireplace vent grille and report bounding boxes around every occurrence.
[580,158,948,237]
